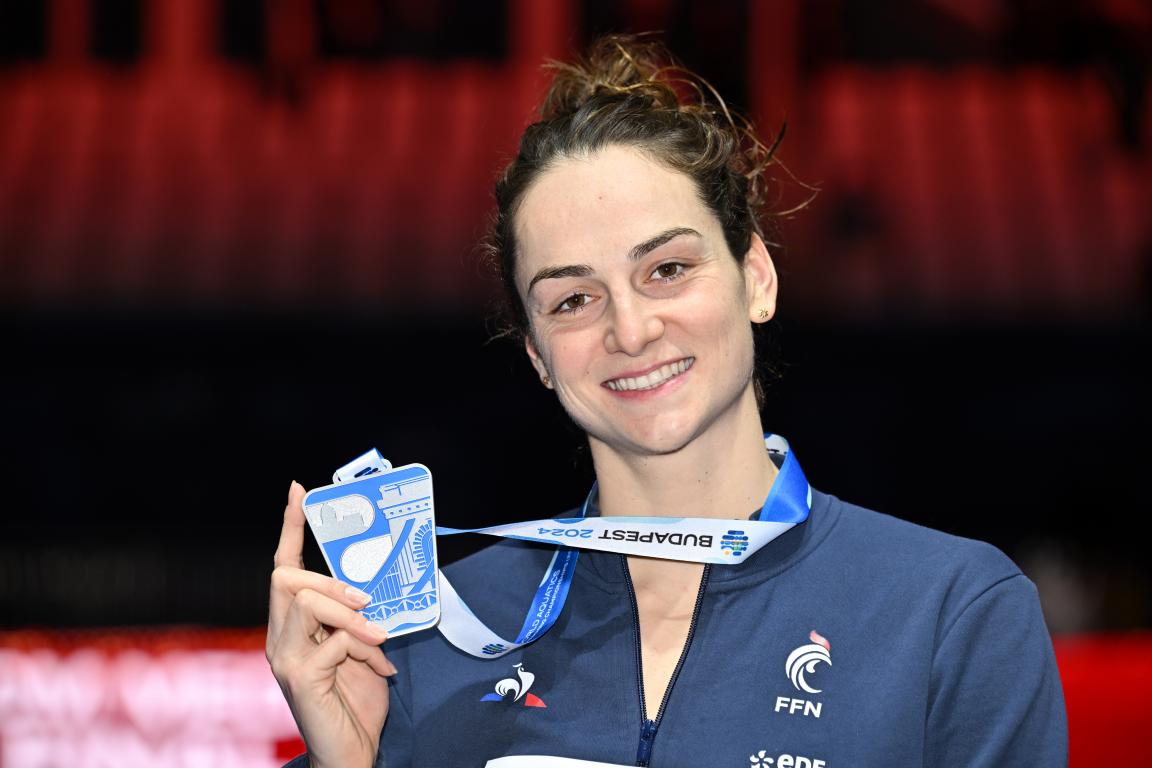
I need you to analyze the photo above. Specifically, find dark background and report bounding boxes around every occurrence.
[1,0,1149,634]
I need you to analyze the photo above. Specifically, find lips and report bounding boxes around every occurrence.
[604,357,694,392]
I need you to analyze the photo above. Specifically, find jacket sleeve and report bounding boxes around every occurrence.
[925,573,1068,767]
[376,649,415,767]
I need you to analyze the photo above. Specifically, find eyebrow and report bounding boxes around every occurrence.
[628,226,701,262]
[526,227,702,294]
[527,264,594,294]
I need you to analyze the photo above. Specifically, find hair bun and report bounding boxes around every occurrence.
[540,34,681,120]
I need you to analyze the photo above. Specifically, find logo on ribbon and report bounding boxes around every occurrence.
[720,529,750,557]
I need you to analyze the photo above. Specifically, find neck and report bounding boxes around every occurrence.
[589,390,778,521]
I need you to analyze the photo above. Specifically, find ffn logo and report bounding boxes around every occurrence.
[787,630,831,694]
[775,630,831,719]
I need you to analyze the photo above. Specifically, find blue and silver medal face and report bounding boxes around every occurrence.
[303,463,440,638]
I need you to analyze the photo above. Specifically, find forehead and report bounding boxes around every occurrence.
[513,145,716,283]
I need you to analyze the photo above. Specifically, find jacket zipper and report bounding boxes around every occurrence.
[622,557,712,767]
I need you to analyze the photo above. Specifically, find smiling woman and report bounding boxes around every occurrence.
[267,35,1068,768]
[517,145,776,466]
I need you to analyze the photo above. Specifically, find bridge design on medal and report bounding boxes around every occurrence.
[359,471,439,627]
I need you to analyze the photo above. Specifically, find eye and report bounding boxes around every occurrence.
[554,292,592,314]
[650,262,687,282]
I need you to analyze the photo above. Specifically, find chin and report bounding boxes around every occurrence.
[591,417,703,458]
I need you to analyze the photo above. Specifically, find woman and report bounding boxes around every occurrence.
[267,36,1066,767]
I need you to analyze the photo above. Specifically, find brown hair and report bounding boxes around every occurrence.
[488,33,791,338]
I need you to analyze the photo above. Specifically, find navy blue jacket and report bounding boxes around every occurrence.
[291,490,1068,767]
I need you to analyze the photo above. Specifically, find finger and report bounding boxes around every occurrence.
[308,629,398,678]
[274,481,307,570]
[272,566,373,609]
[269,565,372,637]
[280,588,389,657]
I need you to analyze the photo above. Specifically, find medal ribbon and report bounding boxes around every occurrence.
[434,434,811,658]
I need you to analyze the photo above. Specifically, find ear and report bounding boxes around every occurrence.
[524,334,554,388]
[743,233,778,324]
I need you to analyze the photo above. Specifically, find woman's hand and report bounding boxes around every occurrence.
[267,481,396,768]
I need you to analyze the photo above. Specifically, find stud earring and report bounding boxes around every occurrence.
[542,374,552,388]
[757,308,771,319]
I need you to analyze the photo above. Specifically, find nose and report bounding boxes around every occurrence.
[604,294,664,356]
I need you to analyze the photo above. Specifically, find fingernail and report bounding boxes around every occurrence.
[345,586,371,606]
[386,661,399,676]
[365,621,388,643]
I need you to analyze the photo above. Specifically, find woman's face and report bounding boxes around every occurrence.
[515,145,777,458]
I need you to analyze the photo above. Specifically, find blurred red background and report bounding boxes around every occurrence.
[2,0,1147,311]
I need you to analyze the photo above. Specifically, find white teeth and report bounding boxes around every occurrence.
[607,358,694,391]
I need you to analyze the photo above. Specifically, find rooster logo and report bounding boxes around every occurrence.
[480,663,547,707]
[785,630,832,694]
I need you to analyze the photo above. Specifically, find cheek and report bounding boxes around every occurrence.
[534,329,595,378]
[687,291,756,366]
[686,285,747,335]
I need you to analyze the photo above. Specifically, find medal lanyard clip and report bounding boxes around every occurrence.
[332,448,392,484]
